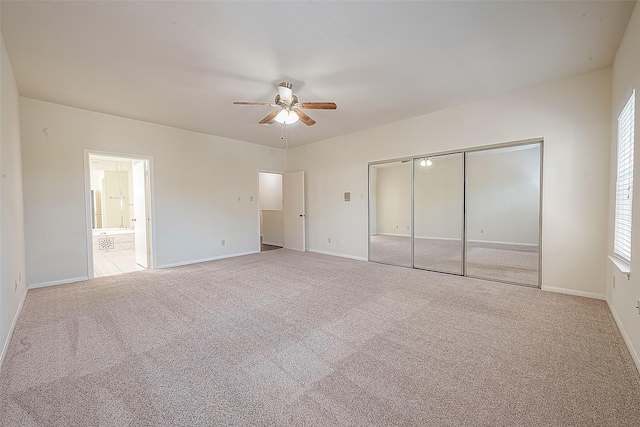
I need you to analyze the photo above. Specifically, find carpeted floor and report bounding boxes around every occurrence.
[1,250,638,426]
[370,234,539,286]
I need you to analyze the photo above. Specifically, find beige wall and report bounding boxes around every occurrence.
[288,68,612,299]
[414,154,464,241]
[0,35,27,363]
[20,98,286,286]
[374,162,412,236]
[466,144,540,245]
[608,3,640,372]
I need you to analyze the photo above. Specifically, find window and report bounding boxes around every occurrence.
[614,90,635,263]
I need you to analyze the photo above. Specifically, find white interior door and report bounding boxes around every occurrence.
[283,171,305,251]
[132,160,148,268]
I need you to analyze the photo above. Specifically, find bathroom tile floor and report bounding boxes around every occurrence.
[94,249,145,277]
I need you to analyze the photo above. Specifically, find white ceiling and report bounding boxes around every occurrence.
[1,1,635,149]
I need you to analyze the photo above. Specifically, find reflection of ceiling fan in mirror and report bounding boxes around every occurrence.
[233,82,337,126]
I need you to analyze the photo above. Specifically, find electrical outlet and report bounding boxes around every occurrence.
[221,239,226,246]
[249,196,254,202]
[328,237,331,243]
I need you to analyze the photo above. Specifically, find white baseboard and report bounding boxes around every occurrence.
[29,276,89,289]
[414,236,460,241]
[467,239,538,247]
[375,233,411,238]
[307,248,368,262]
[0,288,28,369]
[157,250,259,269]
[542,285,605,300]
[606,299,640,375]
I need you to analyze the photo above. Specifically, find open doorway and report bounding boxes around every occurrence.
[259,172,283,251]
[87,153,152,277]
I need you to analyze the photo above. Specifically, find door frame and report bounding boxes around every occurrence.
[84,149,156,278]
[257,170,307,252]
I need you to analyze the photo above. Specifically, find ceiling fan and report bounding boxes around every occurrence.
[233,82,337,126]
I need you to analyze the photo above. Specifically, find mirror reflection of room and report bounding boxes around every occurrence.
[369,141,541,288]
[413,153,464,275]
[369,161,412,267]
[466,143,540,286]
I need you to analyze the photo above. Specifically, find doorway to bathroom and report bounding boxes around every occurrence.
[86,152,153,277]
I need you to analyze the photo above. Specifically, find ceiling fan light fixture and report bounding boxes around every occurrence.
[277,82,293,103]
[233,81,335,127]
[274,109,299,124]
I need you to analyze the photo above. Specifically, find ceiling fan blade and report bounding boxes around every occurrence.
[233,101,272,106]
[259,110,279,125]
[294,109,316,126]
[298,102,337,110]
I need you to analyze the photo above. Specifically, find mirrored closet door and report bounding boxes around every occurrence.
[466,143,541,286]
[413,153,464,274]
[368,140,542,288]
[369,160,412,267]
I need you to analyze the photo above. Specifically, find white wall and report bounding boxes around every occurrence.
[258,172,282,210]
[466,144,540,245]
[103,169,131,228]
[608,2,640,373]
[20,98,286,286]
[0,35,27,363]
[414,153,463,240]
[261,210,283,246]
[288,68,612,298]
[368,167,377,235]
[373,162,412,236]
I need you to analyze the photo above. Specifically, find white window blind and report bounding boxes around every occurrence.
[614,90,635,263]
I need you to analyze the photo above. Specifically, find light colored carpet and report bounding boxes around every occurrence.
[1,250,639,426]
[370,234,538,285]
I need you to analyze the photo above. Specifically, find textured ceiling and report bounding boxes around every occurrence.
[1,1,636,148]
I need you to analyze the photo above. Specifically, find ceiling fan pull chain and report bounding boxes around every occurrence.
[280,122,288,149]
